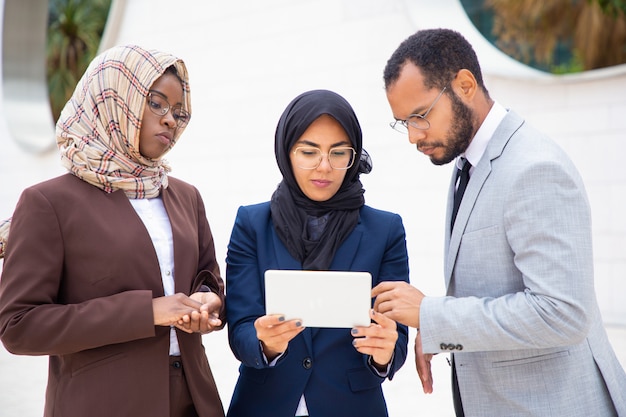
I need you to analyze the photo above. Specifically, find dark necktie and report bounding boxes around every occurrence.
[451,158,471,231]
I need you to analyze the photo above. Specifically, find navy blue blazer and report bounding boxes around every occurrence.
[225,202,409,417]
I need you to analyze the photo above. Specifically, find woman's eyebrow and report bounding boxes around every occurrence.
[148,89,166,97]
[148,89,183,106]
[296,139,351,147]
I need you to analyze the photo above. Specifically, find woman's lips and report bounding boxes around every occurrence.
[156,133,172,146]
[311,179,331,188]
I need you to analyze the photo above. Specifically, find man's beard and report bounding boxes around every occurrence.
[429,93,475,166]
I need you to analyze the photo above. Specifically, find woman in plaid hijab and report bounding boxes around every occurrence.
[0,45,225,417]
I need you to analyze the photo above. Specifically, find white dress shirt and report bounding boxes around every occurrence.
[129,197,180,356]
[457,100,508,172]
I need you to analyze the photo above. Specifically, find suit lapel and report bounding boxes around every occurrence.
[329,224,363,271]
[444,111,525,286]
[162,184,206,295]
[116,190,165,295]
[270,230,316,349]
[445,160,492,286]
[270,219,364,271]
[161,187,190,295]
[271,232,302,270]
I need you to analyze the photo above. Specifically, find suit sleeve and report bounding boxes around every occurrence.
[373,213,409,380]
[420,159,594,352]
[193,187,226,325]
[0,187,155,356]
[225,206,269,368]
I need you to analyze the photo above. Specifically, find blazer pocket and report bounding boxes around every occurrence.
[71,351,126,376]
[88,272,114,285]
[491,349,570,368]
[347,367,382,392]
[461,224,500,242]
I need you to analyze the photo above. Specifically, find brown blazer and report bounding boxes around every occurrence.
[0,174,225,417]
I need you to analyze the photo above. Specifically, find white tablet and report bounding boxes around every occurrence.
[264,269,372,328]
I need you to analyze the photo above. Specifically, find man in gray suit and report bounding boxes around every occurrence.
[372,28,626,416]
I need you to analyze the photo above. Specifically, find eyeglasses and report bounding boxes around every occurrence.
[292,146,356,170]
[389,86,447,133]
[146,91,191,127]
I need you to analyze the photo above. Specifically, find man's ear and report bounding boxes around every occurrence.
[451,69,478,102]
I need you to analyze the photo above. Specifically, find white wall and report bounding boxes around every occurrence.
[1,0,624,320]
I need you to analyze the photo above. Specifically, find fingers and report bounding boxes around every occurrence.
[372,281,403,313]
[368,308,397,328]
[192,292,223,333]
[414,333,434,394]
[198,292,222,316]
[352,310,398,366]
[255,315,305,339]
[177,309,222,334]
[177,293,203,309]
[173,319,195,334]
[153,293,202,327]
[154,293,223,334]
[255,315,305,361]
[371,282,423,329]
[371,281,413,303]
[371,281,399,298]
[255,314,290,327]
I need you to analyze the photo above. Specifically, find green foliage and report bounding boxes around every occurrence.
[47,0,111,121]
[593,0,626,16]
[549,52,585,74]
[469,0,626,74]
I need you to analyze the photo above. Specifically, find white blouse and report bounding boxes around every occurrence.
[129,197,180,356]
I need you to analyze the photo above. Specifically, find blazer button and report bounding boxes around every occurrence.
[440,343,458,351]
[171,360,182,369]
[302,357,312,370]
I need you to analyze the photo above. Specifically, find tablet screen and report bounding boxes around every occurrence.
[264,269,372,328]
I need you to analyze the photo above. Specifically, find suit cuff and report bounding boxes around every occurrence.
[368,353,393,377]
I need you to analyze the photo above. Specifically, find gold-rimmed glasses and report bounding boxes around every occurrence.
[389,86,447,133]
[292,146,356,170]
[146,91,191,127]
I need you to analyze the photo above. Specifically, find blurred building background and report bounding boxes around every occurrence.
[1,1,625,415]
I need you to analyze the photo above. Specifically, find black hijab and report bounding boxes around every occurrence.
[270,90,372,270]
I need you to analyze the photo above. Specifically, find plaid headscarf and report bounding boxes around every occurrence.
[0,45,191,258]
[57,44,191,197]
[0,218,9,258]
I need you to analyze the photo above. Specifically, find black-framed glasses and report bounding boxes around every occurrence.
[146,91,191,127]
[389,86,447,133]
[292,146,356,170]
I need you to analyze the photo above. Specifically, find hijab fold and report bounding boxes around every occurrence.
[0,45,191,259]
[270,90,372,270]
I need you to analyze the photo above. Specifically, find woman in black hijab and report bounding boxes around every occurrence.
[225,90,409,417]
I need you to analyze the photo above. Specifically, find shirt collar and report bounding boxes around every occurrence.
[456,101,508,170]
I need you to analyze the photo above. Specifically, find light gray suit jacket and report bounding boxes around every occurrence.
[420,111,626,416]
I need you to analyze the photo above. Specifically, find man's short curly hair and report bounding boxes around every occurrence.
[384,28,489,98]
